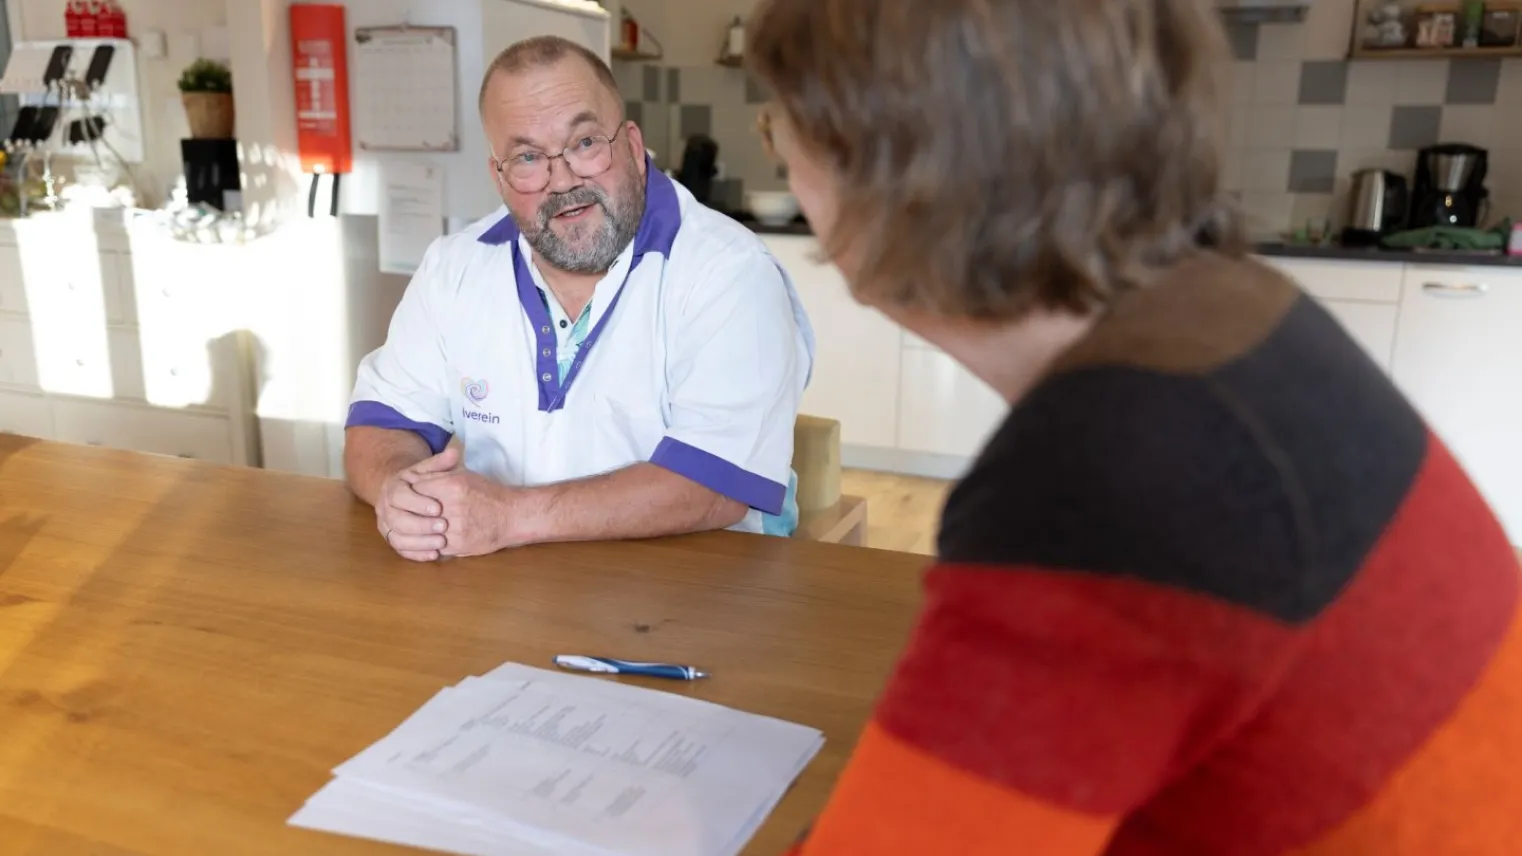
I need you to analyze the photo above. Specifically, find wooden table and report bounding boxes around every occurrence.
[0,437,927,856]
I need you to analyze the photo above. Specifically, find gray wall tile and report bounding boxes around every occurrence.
[1298,61,1348,105]
[1445,59,1502,104]
[712,178,745,212]
[1388,105,1442,149]
[666,68,682,104]
[1288,149,1339,193]
[1394,60,1449,104]
[676,67,743,110]
[680,104,711,138]
[746,74,770,105]
[611,60,644,98]
[642,66,662,103]
[624,101,644,126]
[1224,22,1259,61]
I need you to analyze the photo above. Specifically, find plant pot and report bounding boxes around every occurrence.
[182,92,235,139]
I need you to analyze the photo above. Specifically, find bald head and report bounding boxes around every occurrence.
[478,36,621,113]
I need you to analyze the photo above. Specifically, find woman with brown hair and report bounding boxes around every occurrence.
[748,1,1522,853]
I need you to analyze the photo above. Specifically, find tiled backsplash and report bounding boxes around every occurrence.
[1223,22,1522,236]
[615,19,1522,234]
[610,60,781,213]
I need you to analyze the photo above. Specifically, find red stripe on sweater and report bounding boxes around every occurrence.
[1106,433,1520,854]
[874,560,1300,816]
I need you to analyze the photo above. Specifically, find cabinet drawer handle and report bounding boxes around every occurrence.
[1422,282,1488,297]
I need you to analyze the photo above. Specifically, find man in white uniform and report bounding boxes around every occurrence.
[345,36,814,562]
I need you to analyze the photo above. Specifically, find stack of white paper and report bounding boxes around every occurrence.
[289,662,825,856]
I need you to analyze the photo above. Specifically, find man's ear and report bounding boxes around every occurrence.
[626,121,648,177]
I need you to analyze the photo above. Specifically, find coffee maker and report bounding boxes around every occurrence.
[1410,143,1488,228]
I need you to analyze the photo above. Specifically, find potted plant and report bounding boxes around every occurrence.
[178,58,235,139]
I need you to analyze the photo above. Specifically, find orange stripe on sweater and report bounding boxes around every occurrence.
[1290,601,1522,855]
[796,720,1118,856]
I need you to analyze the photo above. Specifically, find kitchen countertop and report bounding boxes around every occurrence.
[1254,242,1522,268]
[729,212,1522,267]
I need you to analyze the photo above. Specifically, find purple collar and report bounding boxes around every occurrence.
[476,156,682,261]
[478,158,683,413]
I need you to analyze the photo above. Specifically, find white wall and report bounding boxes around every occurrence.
[621,0,750,67]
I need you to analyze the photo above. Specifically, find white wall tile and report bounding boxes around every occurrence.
[1496,59,1522,108]
[1339,105,1393,149]
[1346,61,1396,105]
[1243,149,1292,192]
[1485,148,1522,226]
[1221,145,1246,192]
[1439,106,1497,148]
[1257,23,1306,60]
[1303,0,1358,59]
[1291,193,1337,231]
[1240,191,1296,235]
[1494,104,1522,148]
[1248,106,1297,149]
[1294,106,1344,149]
[1228,107,1256,153]
[1393,60,1449,105]
[1231,61,1258,106]
[1253,61,1301,105]
[1339,148,1417,175]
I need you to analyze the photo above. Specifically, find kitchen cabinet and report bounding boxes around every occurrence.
[1319,300,1399,371]
[0,389,52,437]
[761,235,903,450]
[897,347,1008,459]
[1260,256,1402,373]
[1392,265,1522,544]
[0,214,259,466]
[0,316,39,388]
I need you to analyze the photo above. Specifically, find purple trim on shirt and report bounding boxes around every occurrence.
[649,437,786,516]
[346,401,453,455]
[483,158,685,413]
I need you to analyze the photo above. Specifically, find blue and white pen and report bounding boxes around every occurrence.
[554,654,708,681]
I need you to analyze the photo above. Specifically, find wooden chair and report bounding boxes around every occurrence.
[791,415,868,546]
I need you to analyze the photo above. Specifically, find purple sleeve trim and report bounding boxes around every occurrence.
[346,401,453,455]
[649,437,786,516]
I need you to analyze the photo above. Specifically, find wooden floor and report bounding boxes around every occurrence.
[839,469,951,556]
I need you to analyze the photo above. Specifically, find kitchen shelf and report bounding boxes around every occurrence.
[715,55,744,68]
[1348,44,1522,59]
[611,46,662,62]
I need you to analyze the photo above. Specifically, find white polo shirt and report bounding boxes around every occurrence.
[347,168,815,535]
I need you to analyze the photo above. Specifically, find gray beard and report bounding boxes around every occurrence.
[523,169,646,274]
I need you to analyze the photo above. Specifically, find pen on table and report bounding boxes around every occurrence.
[554,655,708,681]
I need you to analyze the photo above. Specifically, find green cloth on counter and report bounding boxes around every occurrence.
[1381,219,1513,251]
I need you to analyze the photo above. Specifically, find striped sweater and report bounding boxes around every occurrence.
[790,254,1522,855]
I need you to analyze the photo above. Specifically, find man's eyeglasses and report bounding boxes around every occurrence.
[493,123,628,193]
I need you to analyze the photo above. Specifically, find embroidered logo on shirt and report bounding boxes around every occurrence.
[461,378,490,405]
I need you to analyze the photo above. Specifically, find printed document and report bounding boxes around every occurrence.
[289,662,824,856]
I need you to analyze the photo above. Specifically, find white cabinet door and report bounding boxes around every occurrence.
[0,244,27,316]
[51,398,236,464]
[761,235,902,450]
[1392,266,1522,544]
[0,317,39,389]
[0,389,51,438]
[1258,256,1404,303]
[898,347,1008,459]
[1319,299,1398,373]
